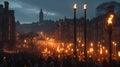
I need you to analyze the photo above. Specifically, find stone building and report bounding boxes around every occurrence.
[0,1,16,50]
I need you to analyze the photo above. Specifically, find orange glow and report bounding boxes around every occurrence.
[24,39,27,43]
[87,51,89,54]
[3,48,17,54]
[82,44,84,47]
[57,46,60,52]
[103,46,105,49]
[83,3,87,10]
[62,43,64,46]
[113,41,117,46]
[69,43,72,47]
[100,48,102,54]
[105,50,108,54]
[97,59,101,62]
[46,37,49,40]
[58,55,61,58]
[78,40,81,43]
[108,18,112,24]
[112,41,115,44]
[90,48,94,53]
[71,49,73,52]
[23,44,26,47]
[77,49,79,51]
[44,48,48,52]
[118,51,120,57]
[107,14,114,25]
[65,50,68,53]
[34,32,118,60]
[114,43,117,46]
[110,14,114,18]
[90,43,93,47]
[40,32,43,35]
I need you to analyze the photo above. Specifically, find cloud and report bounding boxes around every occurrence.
[10,2,22,9]
[21,7,58,17]
[24,8,39,14]
[1,0,120,24]
[43,11,56,16]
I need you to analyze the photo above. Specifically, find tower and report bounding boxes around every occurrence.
[39,9,44,23]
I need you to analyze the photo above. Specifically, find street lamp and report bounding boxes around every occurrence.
[83,3,87,63]
[73,2,77,58]
[107,14,114,67]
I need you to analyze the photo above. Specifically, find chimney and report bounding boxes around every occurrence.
[4,1,9,11]
[0,5,3,8]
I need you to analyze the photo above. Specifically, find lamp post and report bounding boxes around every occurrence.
[83,3,87,63]
[107,14,114,67]
[73,3,77,58]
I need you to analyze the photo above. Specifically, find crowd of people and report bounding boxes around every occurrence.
[0,52,120,67]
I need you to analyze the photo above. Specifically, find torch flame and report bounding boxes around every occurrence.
[74,3,77,9]
[107,14,114,25]
[84,3,87,10]
[118,51,120,57]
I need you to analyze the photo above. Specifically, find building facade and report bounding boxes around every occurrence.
[55,1,120,51]
[0,1,16,50]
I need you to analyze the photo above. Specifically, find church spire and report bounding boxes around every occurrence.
[39,9,44,23]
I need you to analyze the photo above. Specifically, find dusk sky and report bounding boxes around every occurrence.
[0,0,120,24]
